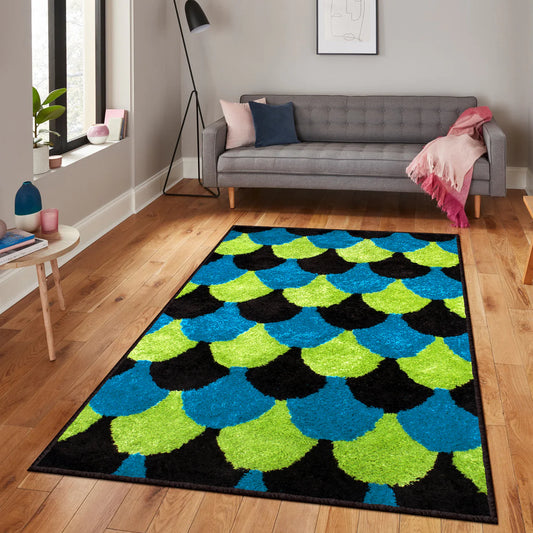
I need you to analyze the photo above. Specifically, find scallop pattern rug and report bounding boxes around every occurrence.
[31,226,497,523]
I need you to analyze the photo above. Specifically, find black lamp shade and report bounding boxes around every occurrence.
[185,0,210,33]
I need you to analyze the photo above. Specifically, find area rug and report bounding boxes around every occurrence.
[31,226,497,523]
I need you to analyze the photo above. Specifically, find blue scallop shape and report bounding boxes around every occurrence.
[372,233,429,253]
[355,314,434,359]
[181,302,255,342]
[221,229,244,242]
[403,268,463,300]
[256,259,316,290]
[146,313,174,335]
[397,388,481,452]
[327,263,392,294]
[434,238,459,254]
[182,367,275,428]
[364,484,398,507]
[288,377,383,440]
[443,333,471,362]
[90,360,168,417]
[114,454,146,478]
[307,230,363,249]
[235,470,267,492]
[248,228,298,245]
[265,308,343,348]
[191,255,246,285]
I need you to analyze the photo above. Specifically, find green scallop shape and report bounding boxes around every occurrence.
[404,242,459,268]
[215,234,263,256]
[209,271,273,303]
[337,240,394,263]
[444,296,466,318]
[272,237,325,259]
[397,338,473,389]
[453,447,487,494]
[128,319,198,362]
[302,331,383,377]
[211,323,289,368]
[111,391,205,455]
[59,405,102,442]
[176,282,199,298]
[217,401,318,471]
[283,275,350,308]
[362,280,431,315]
[333,413,438,487]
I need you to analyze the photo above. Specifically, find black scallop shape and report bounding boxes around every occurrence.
[164,285,223,320]
[203,251,223,265]
[233,225,271,234]
[369,252,431,279]
[263,440,368,502]
[442,264,462,282]
[38,417,128,474]
[145,428,245,487]
[410,232,457,242]
[286,228,330,236]
[233,246,285,271]
[237,290,301,324]
[150,342,229,391]
[298,249,355,275]
[319,294,387,330]
[450,379,478,417]
[246,348,326,400]
[348,230,393,239]
[109,356,136,378]
[402,300,467,337]
[346,358,433,413]
[394,453,491,517]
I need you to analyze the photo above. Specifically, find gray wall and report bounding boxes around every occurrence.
[184,0,529,167]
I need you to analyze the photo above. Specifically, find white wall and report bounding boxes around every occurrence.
[183,0,529,167]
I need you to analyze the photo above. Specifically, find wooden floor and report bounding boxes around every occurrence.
[1,181,532,533]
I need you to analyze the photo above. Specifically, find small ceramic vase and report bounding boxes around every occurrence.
[87,124,109,144]
[14,181,42,233]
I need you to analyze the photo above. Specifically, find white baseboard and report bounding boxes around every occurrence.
[181,157,202,181]
[0,159,186,315]
[506,167,528,190]
[526,169,533,195]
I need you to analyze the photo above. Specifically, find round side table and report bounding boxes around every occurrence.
[0,225,80,361]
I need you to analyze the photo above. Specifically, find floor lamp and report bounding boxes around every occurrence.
[162,0,219,198]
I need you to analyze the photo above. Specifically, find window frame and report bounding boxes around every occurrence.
[47,0,106,155]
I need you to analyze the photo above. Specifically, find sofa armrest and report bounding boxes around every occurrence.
[202,117,227,188]
[483,120,507,197]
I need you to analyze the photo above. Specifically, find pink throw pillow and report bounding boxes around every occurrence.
[220,98,266,149]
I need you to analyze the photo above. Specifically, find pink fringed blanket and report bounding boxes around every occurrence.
[406,106,493,227]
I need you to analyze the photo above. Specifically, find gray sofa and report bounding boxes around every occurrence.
[202,94,507,214]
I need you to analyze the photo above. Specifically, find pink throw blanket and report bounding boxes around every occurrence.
[406,106,493,227]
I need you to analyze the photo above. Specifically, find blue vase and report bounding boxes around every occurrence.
[15,181,42,233]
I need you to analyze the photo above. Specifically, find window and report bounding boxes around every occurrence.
[32,0,106,154]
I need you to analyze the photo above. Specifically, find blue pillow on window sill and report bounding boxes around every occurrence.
[249,101,300,148]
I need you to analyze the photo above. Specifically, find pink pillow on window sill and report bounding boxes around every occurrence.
[220,97,266,149]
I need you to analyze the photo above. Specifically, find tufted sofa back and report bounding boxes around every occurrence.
[240,94,477,144]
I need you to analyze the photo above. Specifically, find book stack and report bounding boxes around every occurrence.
[104,109,128,141]
[0,229,48,266]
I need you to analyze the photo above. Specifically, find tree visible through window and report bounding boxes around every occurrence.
[31,0,105,154]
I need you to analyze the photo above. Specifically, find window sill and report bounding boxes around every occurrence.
[33,140,126,181]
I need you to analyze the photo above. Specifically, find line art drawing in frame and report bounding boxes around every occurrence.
[317,0,377,55]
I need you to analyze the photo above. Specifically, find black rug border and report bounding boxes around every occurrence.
[29,225,498,524]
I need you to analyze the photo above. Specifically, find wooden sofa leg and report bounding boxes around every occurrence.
[228,187,235,209]
[474,195,481,218]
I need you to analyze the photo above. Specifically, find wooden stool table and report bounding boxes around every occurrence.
[0,225,80,361]
[523,196,533,284]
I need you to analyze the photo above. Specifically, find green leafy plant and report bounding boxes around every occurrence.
[33,86,66,148]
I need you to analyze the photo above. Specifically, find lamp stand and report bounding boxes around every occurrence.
[163,0,219,198]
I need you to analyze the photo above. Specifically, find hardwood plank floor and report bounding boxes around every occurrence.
[0,182,532,532]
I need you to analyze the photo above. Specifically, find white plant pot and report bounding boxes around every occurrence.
[33,145,49,175]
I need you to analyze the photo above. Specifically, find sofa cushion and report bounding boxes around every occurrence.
[249,101,300,147]
[218,142,490,181]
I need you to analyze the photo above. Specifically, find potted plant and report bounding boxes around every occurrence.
[33,86,66,174]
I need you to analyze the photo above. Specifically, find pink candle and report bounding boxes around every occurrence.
[40,208,59,234]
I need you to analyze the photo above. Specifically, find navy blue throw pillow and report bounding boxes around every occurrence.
[249,101,300,147]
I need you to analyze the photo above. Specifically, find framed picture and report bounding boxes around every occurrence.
[317,0,377,55]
